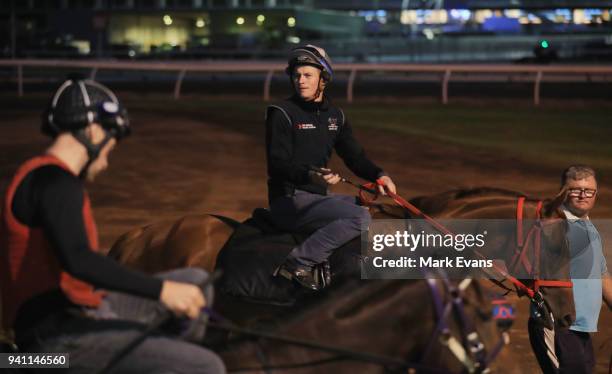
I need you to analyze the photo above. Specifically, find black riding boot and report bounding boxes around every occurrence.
[274,258,321,291]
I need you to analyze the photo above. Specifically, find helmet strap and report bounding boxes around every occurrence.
[314,76,325,102]
[73,128,112,178]
[290,70,325,102]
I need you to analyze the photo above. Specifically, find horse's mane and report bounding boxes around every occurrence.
[408,186,566,218]
[446,187,528,200]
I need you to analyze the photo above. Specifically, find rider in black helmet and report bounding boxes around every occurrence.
[40,76,132,179]
[1,76,225,373]
[266,45,397,291]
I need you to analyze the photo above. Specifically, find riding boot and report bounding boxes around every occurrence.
[274,258,320,291]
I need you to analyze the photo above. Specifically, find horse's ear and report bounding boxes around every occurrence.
[544,188,568,217]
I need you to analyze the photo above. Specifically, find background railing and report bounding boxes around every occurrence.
[1,59,611,105]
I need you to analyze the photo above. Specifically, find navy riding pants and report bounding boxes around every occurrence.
[269,190,371,266]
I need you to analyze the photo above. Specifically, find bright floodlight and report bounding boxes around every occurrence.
[256,14,265,26]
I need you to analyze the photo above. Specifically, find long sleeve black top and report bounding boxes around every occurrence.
[265,95,383,203]
[12,165,162,300]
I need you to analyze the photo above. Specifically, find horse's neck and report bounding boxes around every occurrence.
[368,203,406,219]
[373,193,564,220]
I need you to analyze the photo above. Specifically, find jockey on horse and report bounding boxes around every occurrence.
[266,44,396,291]
[0,76,225,373]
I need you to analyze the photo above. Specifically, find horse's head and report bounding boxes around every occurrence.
[372,187,577,330]
[417,277,519,373]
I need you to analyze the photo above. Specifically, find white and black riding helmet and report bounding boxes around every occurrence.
[285,44,334,83]
[42,75,130,164]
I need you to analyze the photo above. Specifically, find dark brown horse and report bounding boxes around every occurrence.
[108,186,574,373]
[110,187,573,329]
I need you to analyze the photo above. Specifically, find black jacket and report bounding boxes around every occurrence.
[265,95,384,203]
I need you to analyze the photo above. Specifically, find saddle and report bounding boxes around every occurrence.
[215,208,362,306]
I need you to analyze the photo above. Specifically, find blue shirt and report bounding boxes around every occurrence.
[566,217,607,332]
[529,208,608,332]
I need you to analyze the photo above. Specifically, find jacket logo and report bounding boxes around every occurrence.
[296,123,316,130]
[328,118,338,131]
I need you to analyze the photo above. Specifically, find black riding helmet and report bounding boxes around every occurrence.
[285,44,334,83]
[42,75,130,165]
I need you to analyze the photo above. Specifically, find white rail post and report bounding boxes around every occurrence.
[174,69,186,100]
[263,69,274,101]
[442,69,451,104]
[17,64,23,97]
[90,66,98,80]
[534,70,543,106]
[347,68,357,103]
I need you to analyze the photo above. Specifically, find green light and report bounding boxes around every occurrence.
[540,40,549,49]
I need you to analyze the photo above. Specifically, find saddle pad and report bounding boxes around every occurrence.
[215,218,362,306]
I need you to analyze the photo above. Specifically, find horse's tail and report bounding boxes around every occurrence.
[208,214,241,230]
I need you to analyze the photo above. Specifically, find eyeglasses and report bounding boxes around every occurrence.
[567,188,597,198]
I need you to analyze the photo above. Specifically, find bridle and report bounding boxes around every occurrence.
[421,270,509,374]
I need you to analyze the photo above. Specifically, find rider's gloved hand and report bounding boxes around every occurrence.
[310,167,341,187]
[159,280,207,320]
[377,175,397,196]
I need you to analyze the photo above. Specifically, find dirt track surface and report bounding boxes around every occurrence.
[1,101,610,373]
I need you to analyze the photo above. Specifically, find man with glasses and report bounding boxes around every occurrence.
[528,165,611,374]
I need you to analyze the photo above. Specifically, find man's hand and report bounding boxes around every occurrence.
[160,280,206,319]
[310,168,341,187]
[377,175,397,196]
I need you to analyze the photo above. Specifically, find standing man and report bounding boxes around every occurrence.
[529,165,611,374]
[0,77,225,373]
[265,45,396,291]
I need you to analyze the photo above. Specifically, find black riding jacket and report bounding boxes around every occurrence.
[265,95,384,203]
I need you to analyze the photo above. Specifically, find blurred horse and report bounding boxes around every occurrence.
[110,215,517,373]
